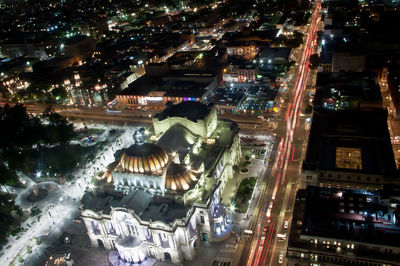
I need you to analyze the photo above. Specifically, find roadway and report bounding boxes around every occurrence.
[5,102,274,134]
[242,1,321,265]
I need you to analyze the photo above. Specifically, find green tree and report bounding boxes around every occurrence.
[42,107,75,145]
[0,104,44,186]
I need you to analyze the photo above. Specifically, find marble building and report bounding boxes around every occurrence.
[80,101,242,264]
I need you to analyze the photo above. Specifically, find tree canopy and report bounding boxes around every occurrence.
[0,104,75,187]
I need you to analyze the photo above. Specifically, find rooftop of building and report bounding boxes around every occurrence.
[118,75,210,99]
[303,109,397,177]
[207,86,245,107]
[313,71,382,110]
[114,143,169,175]
[288,186,400,260]
[156,123,197,162]
[222,29,278,43]
[258,47,291,61]
[81,189,187,223]
[189,119,239,177]
[154,101,212,122]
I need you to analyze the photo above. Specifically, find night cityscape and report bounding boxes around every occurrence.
[0,0,400,265]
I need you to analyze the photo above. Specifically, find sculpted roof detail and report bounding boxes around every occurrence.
[165,162,197,191]
[117,143,168,174]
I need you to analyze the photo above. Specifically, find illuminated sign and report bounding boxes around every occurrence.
[145,96,162,101]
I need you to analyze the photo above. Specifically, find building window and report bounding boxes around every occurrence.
[200,216,205,224]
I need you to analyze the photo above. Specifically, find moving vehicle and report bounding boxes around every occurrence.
[277,233,287,241]
[284,220,289,229]
[279,253,284,264]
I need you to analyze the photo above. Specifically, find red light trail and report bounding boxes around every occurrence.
[246,1,321,265]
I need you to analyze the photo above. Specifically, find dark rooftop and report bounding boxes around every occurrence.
[155,101,211,122]
[301,186,400,247]
[81,190,187,223]
[288,186,400,263]
[303,109,397,177]
[313,72,382,110]
[118,76,209,99]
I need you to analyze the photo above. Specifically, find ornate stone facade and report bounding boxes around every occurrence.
[81,102,241,264]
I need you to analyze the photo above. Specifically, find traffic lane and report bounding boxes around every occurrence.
[262,2,321,264]
[245,143,283,266]
[268,161,302,265]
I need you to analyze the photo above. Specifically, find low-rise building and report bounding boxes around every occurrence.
[116,72,219,110]
[302,109,398,189]
[287,186,400,266]
[313,72,382,111]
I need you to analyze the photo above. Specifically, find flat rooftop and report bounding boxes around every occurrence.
[303,109,397,177]
[314,72,382,110]
[288,186,400,263]
[119,76,209,99]
[302,186,400,246]
[154,101,212,122]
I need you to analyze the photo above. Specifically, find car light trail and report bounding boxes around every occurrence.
[246,1,321,265]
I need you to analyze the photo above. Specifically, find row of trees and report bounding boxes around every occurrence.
[13,82,68,104]
[0,104,75,189]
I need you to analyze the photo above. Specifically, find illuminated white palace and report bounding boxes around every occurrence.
[80,101,241,264]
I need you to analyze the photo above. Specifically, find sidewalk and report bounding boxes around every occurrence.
[221,147,266,207]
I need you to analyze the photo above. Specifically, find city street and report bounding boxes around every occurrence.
[2,102,273,134]
[239,1,322,265]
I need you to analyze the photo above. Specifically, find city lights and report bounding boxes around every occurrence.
[0,0,398,265]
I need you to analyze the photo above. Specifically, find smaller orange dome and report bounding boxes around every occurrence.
[165,162,197,191]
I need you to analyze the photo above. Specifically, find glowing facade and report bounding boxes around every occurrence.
[81,102,241,264]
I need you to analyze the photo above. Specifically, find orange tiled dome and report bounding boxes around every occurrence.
[118,143,168,174]
[165,162,197,191]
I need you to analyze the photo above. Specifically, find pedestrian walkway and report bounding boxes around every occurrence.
[221,147,268,207]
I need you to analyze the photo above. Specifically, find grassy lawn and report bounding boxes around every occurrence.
[232,177,257,213]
